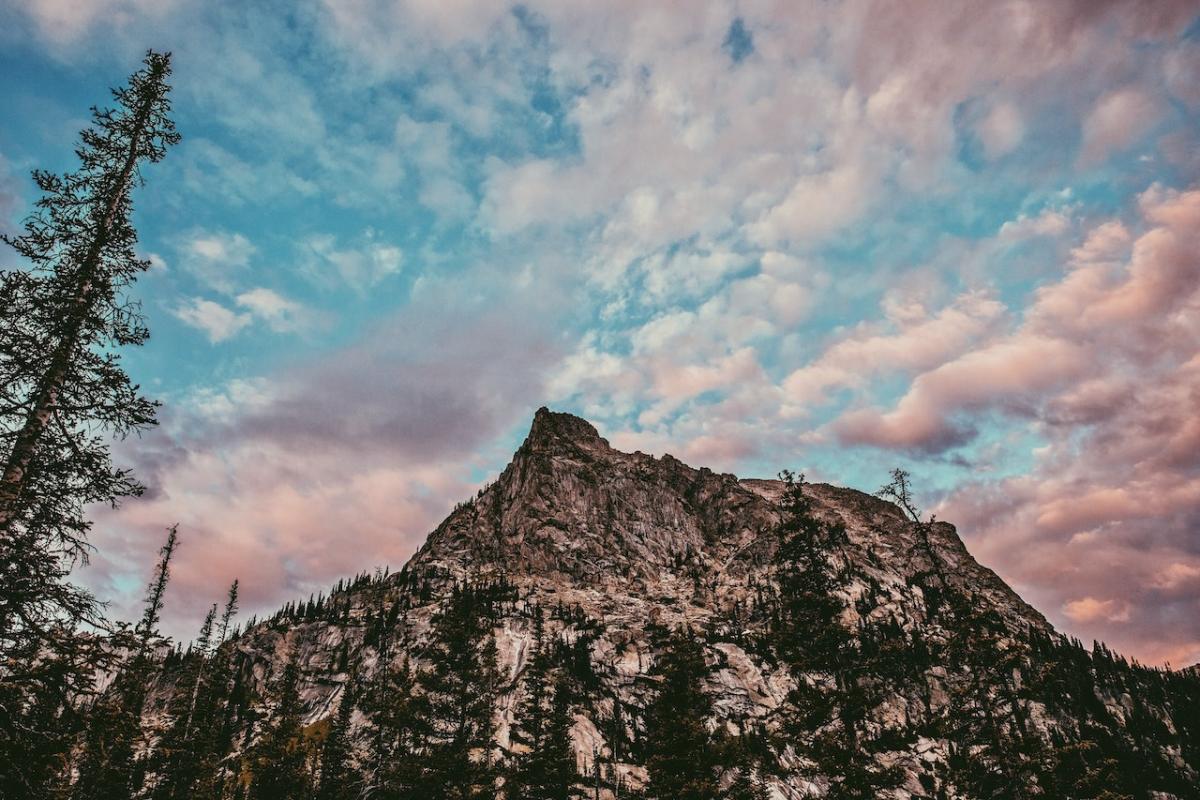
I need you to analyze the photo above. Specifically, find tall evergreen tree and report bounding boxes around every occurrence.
[365,653,428,800]
[418,583,501,799]
[641,629,727,800]
[247,652,311,800]
[0,50,178,799]
[73,526,178,800]
[315,679,357,800]
[186,580,244,800]
[151,602,219,799]
[771,472,897,799]
[508,617,581,800]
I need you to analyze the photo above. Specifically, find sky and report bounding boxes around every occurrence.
[1,0,1198,666]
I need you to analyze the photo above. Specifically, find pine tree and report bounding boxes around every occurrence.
[365,653,428,800]
[73,526,178,800]
[508,617,581,800]
[188,580,244,799]
[151,603,218,799]
[418,584,501,799]
[246,652,311,800]
[771,473,897,798]
[642,629,726,800]
[0,50,179,799]
[314,679,357,800]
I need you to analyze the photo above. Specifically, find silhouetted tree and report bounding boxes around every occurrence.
[315,679,357,800]
[419,584,501,799]
[508,615,582,799]
[247,652,310,800]
[73,526,178,800]
[772,472,899,798]
[642,629,726,800]
[0,50,179,799]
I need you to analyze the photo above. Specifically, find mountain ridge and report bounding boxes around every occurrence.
[130,407,1200,799]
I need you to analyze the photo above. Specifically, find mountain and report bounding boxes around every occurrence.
[130,408,1199,799]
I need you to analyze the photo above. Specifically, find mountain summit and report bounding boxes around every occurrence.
[136,409,1199,799]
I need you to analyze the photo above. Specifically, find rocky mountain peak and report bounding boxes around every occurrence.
[520,406,610,455]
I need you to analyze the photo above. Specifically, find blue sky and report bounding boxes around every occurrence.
[2,0,1199,665]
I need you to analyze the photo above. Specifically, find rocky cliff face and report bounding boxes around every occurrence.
[156,408,1200,799]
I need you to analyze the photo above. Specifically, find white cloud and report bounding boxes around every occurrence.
[174,288,318,342]
[235,288,323,334]
[180,230,257,293]
[173,298,251,343]
[302,233,404,293]
[998,208,1071,241]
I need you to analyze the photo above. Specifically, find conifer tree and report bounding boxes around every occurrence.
[365,653,428,799]
[642,629,726,800]
[73,526,178,800]
[508,617,581,800]
[189,580,244,799]
[315,679,357,800]
[771,473,897,798]
[151,602,219,799]
[0,51,178,798]
[418,584,501,799]
[247,652,311,800]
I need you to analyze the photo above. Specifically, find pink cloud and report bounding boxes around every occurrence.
[1063,596,1131,624]
[928,187,1200,665]
[835,334,1086,450]
[783,291,1007,408]
[1078,87,1162,165]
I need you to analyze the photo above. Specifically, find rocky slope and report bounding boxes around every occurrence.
[149,408,1200,798]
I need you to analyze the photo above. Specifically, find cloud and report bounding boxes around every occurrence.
[836,334,1087,451]
[235,288,325,334]
[783,291,1008,409]
[172,298,251,343]
[301,233,404,293]
[975,101,1025,159]
[14,0,179,47]
[998,208,1071,241]
[1163,41,1200,109]
[1063,597,1131,624]
[179,230,257,293]
[1078,87,1162,165]
[933,186,1200,665]
[174,289,321,342]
